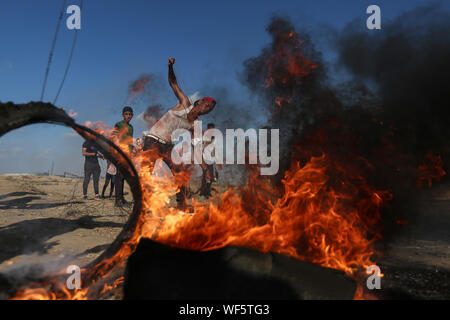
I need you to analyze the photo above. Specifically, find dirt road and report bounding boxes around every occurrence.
[0,175,130,292]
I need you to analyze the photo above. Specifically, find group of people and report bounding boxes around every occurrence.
[82,57,217,208]
[81,117,127,205]
[81,143,117,201]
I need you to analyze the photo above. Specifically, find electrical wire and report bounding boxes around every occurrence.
[40,0,67,101]
[53,0,84,105]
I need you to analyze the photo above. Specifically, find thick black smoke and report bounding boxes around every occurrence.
[241,17,346,180]
[242,17,329,132]
[241,7,450,241]
[337,4,450,167]
[335,4,450,235]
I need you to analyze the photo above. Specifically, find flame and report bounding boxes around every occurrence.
[11,127,390,300]
[100,276,125,295]
[417,152,446,188]
[275,96,292,108]
[10,30,392,300]
[263,28,318,108]
[83,121,114,138]
[139,153,390,276]
[10,275,88,300]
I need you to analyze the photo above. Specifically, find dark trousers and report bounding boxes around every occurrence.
[83,163,100,196]
[115,171,125,203]
[199,164,217,198]
[102,173,115,197]
[143,136,186,205]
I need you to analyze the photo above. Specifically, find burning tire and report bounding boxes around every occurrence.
[0,101,144,298]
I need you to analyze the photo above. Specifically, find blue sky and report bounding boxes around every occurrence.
[0,0,447,175]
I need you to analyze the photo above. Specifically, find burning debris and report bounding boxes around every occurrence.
[417,152,446,188]
[0,101,143,300]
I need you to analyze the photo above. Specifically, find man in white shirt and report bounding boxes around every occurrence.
[142,58,217,208]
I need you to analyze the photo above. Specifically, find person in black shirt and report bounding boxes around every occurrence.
[82,140,103,200]
[111,106,134,207]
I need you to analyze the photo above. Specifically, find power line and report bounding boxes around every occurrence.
[40,0,67,101]
[53,0,83,105]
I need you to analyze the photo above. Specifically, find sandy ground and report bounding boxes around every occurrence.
[0,173,227,299]
[0,175,131,273]
[0,174,449,299]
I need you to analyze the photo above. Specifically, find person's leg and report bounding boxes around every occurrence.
[114,171,120,203]
[115,171,124,205]
[207,164,214,182]
[102,173,110,198]
[143,137,161,172]
[93,166,100,198]
[143,136,188,207]
[83,165,92,198]
[109,174,115,197]
[214,164,218,181]
[161,145,188,208]
[120,175,125,202]
[176,185,187,206]
[199,175,209,198]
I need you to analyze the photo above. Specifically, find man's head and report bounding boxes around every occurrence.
[122,106,134,123]
[207,123,215,129]
[193,97,216,116]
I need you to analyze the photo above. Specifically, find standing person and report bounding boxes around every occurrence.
[82,139,103,200]
[101,160,116,199]
[142,57,216,209]
[112,106,134,207]
[199,123,218,198]
[136,137,143,151]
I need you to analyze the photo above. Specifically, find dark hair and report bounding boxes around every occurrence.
[194,100,200,107]
[207,123,215,129]
[122,106,133,114]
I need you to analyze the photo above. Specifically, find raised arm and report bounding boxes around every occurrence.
[168,58,190,107]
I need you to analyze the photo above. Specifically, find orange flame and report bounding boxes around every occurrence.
[263,28,318,108]
[140,153,390,277]
[11,136,390,300]
[417,152,446,188]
